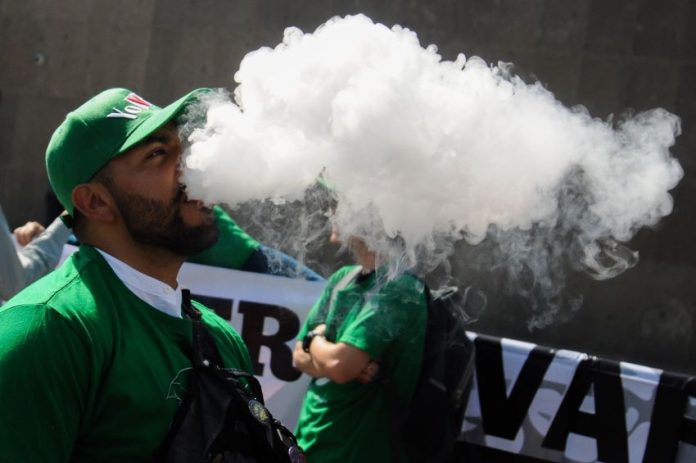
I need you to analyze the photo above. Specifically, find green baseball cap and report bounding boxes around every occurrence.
[46,87,210,221]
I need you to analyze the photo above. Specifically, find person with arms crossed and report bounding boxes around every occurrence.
[293,214,428,463]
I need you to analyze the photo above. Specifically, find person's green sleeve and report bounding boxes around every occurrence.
[0,304,89,462]
[297,284,332,341]
[189,206,260,270]
[297,266,354,340]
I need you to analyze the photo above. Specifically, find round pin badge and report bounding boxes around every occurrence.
[288,446,307,463]
[248,399,270,424]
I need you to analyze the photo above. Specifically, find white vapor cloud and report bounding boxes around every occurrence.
[180,14,683,326]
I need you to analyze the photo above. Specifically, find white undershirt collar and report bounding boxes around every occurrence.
[96,248,183,319]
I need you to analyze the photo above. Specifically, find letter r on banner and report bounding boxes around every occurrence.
[239,301,301,382]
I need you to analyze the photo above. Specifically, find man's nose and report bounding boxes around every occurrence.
[174,150,184,176]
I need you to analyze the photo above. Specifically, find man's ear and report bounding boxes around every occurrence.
[71,183,117,223]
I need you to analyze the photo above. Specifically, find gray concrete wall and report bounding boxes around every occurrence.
[1,0,694,373]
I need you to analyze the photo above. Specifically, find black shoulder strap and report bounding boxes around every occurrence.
[181,289,225,369]
[159,289,309,463]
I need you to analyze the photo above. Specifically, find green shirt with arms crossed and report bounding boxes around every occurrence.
[295,265,427,463]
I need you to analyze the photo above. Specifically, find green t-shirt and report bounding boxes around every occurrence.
[188,205,260,269]
[0,245,253,462]
[295,266,427,463]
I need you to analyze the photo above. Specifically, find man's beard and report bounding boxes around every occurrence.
[109,184,219,257]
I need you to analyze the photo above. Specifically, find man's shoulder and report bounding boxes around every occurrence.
[0,258,98,354]
[388,272,425,292]
[194,301,229,326]
[5,256,80,306]
[1,246,108,321]
[367,273,427,326]
[192,299,252,372]
[192,300,243,340]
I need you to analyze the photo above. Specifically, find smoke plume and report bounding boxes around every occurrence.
[180,14,682,327]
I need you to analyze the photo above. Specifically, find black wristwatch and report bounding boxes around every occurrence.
[302,330,323,353]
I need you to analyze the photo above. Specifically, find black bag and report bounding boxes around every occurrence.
[155,290,305,463]
[389,284,476,463]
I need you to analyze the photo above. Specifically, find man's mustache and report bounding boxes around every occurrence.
[174,185,187,204]
[175,184,213,213]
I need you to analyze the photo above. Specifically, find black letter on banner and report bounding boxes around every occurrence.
[238,301,301,381]
[644,374,696,462]
[543,358,628,463]
[192,294,234,320]
[475,334,554,439]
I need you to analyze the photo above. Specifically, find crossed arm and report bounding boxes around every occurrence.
[293,324,380,384]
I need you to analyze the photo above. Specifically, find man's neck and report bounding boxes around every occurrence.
[357,253,377,272]
[87,238,184,289]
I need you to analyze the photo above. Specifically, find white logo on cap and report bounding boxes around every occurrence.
[106,93,154,120]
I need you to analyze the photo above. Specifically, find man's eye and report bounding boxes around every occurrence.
[148,148,166,159]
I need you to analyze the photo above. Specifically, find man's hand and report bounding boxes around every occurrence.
[294,323,378,384]
[13,221,45,246]
[293,341,321,377]
[293,323,327,378]
[312,323,327,336]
